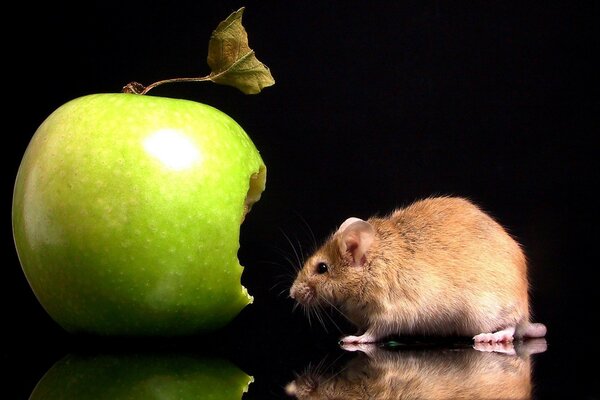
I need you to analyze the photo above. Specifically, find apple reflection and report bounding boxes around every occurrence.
[30,353,252,399]
[286,339,547,400]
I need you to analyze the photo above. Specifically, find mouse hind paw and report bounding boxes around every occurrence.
[518,322,547,338]
[473,326,516,343]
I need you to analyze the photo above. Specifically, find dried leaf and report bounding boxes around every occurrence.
[207,7,275,94]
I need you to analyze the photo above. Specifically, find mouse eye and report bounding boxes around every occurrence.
[316,262,329,274]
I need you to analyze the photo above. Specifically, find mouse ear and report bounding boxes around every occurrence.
[336,218,375,267]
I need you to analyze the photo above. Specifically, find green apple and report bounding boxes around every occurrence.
[12,93,266,335]
[30,353,253,399]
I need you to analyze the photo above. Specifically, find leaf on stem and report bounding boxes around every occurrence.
[207,7,275,94]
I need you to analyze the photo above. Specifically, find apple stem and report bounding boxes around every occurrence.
[123,76,213,95]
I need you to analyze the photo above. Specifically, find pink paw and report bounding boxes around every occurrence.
[473,341,516,355]
[339,333,376,345]
[473,327,515,343]
[340,342,377,355]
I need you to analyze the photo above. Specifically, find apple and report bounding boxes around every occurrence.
[30,353,253,399]
[12,93,266,335]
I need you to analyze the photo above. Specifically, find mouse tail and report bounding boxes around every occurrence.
[515,321,547,339]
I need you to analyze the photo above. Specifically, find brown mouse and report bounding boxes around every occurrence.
[289,196,547,344]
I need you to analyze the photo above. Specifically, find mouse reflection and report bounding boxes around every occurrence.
[286,339,547,400]
[30,353,252,399]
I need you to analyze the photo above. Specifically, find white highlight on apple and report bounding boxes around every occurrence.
[143,129,201,170]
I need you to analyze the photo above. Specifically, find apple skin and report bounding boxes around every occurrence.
[12,93,266,335]
[30,353,253,399]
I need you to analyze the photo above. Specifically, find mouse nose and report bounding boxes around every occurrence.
[289,282,314,305]
[289,284,297,299]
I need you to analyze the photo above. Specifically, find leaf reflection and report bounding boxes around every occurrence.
[286,339,547,400]
[30,353,252,399]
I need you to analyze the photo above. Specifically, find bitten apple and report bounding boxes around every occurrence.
[12,93,266,335]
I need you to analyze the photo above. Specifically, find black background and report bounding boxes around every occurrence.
[3,1,597,398]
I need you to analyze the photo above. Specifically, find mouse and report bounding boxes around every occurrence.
[289,196,547,344]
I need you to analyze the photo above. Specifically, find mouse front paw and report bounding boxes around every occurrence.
[339,333,377,345]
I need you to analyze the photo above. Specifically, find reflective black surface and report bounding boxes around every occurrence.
[3,307,595,399]
[4,1,595,398]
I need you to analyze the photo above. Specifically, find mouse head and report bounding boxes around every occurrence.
[290,217,375,309]
[285,362,368,400]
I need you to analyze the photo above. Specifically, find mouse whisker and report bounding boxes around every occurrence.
[292,209,318,252]
[316,299,344,334]
[313,354,329,375]
[303,304,313,327]
[265,239,299,274]
[319,295,351,327]
[295,237,308,268]
[320,356,353,388]
[314,304,329,333]
[321,307,344,334]
[280,252,301,273]
[311,307,322,331]
[278,228,305,272]
[277,287,290,298]
[292,302,301,313]
[259,259,293,271]
[268,271,295,296]
[305,354,332,381]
